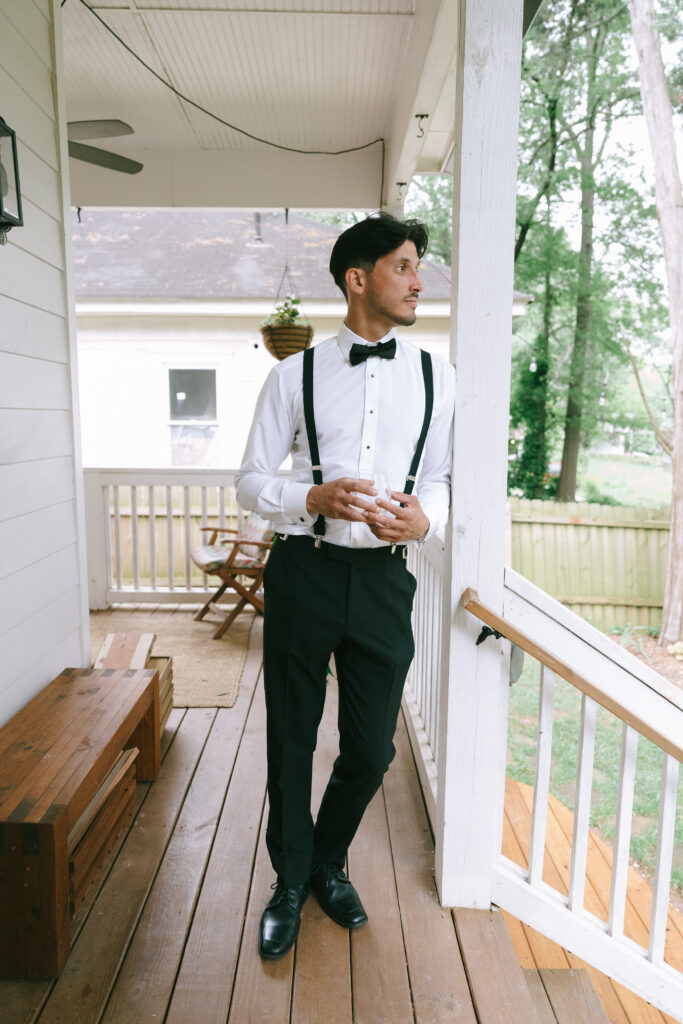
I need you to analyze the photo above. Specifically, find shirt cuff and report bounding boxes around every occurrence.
[282,480,316,526]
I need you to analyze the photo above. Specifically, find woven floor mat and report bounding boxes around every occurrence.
[89,607,255,708]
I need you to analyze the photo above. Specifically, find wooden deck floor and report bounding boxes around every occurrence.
[2,612,682,1024]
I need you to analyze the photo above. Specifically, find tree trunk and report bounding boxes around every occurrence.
[556,117,596,500]
[629,0,683,643]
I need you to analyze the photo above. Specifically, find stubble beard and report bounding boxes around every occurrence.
[366,288,418,328]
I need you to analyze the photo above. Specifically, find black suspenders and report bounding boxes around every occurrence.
[302,347,326,543]
[301,346,435,546]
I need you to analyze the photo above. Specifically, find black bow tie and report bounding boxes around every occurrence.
[349,338,396,366]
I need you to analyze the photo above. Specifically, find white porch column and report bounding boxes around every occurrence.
[435,0,524,907]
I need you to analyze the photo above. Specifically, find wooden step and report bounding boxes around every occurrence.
[529,967,612,1023]
[454,907,546,1023]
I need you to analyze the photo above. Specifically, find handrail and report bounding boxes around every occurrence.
[463,587,683,763]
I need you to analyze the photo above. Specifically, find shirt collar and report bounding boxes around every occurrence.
[336,322,399,364]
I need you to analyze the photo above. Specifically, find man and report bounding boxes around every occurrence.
[235,212,455,960]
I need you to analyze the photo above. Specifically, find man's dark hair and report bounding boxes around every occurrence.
[329,212,429,298]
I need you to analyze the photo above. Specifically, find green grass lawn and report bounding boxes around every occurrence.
[578,453,672,508]
[507,657,683,893]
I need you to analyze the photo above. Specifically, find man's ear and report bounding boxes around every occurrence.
[345,267,366,295]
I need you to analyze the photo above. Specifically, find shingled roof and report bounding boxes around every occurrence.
[71,208,454,301]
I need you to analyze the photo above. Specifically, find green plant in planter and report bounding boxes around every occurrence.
[261,296,309,327]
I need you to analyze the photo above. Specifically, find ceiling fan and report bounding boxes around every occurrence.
[67,119,143,174]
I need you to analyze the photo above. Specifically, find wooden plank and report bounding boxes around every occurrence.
[0,233,65,316]
[348,790,413,1024]
[1,0,52,65]
[67,748,138,849]
[0,295,66,366]
[384,717,477,1023]
[10,145,62,222]
[100,693,262,1024]
[539,968,610,1023]
[0,199,64,274]
[93,634,156,670]
[454,908,543,1023]
[226,794,294,1024]
[165,689,267,1022]
[35,708,216,1024]
[291,678,353,1024]
[523,969,558,1024]
[69,781,136,913]
[0,66,58,171]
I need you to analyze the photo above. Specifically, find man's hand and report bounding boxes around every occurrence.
[364,491,429,543]
[306,478,379,522]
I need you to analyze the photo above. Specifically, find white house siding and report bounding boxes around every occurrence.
[76,305,452,470]
[0,0,89,726]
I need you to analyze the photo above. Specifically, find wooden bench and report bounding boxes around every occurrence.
[0,665,160,979]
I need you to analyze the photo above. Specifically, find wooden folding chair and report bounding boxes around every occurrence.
[190,519,273,639]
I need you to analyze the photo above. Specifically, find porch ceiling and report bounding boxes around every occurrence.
[62,0,462,209]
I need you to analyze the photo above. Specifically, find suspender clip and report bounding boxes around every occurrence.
[315,536,322,549]
[402,546,408,560]
[391,544,397,554]
[406,475,416,482]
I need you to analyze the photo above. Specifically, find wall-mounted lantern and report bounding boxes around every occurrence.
[0,117,23,245]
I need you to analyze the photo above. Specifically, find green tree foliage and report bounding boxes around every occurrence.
[509,0,671,501]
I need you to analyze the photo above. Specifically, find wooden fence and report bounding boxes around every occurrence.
[509,498,671,631]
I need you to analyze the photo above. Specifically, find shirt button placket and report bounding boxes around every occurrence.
[358,359,380,477]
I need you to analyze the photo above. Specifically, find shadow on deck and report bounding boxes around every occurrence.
[1,609,681,1024]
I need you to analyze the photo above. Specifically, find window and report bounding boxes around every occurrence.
[169,369,217,421]
[169,369,217,466]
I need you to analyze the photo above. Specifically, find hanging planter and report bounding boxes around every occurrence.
[259,210,314,361]
[260,295,313,361]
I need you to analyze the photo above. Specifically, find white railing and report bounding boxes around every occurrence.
[84,468,249,608]
[406,545,683,1019]
[404,533,446,822]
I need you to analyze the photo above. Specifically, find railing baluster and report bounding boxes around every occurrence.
[569,694,597,912]
[148,485,157,590]
[421,559,428,726]
[608,723,638,939]
[433,579,441,763]
[130,485,140,590]
[529,665,556,887]
[113,485,122,590]
[219,486,226,529]
[104,485,113,595]
[648,753,679,965]
[166,486,174,590]
[184,486,192,590]
[200,485,209,588]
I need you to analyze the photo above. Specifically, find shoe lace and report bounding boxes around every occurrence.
[269,880,307,909]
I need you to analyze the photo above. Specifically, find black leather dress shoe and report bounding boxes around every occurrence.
[258,881,309,960]
[310,863,368,929]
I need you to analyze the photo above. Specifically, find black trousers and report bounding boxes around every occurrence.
[262,534,417,887]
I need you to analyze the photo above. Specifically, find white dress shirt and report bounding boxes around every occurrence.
[235,322,455,549]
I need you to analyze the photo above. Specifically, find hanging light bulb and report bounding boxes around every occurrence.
[529,355,537,373]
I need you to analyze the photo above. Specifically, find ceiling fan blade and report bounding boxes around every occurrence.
[67,119,134,141]
[68,141,143,175]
